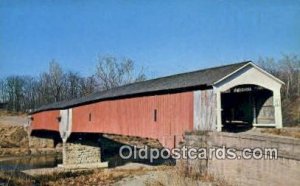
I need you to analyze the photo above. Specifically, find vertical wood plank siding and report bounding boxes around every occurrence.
[194,89,217,130]
[72,92,194,147]
[31,110,60,131]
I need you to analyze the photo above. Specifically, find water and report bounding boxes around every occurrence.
[0,155,62,171]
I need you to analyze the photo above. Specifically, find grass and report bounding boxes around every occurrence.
[0,164,225,185]
[0,171,34,186]
[261,128,300,138]
[143,162,230,186]
[48,166,171,185]
[0,109,26,117]
[174,160,230,186]
[0,162,228,185]
[0,166,170,185]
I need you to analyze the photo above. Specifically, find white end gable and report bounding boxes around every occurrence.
[213,63,283,92]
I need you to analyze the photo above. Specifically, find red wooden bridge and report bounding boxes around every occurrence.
[30,62,283,148]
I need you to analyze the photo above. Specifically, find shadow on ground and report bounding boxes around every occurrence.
[98,135,176,168]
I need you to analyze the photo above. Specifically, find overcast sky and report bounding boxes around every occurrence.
[0,0,299,78]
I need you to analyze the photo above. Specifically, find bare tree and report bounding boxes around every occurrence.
[48,60,65,102]
[0,78,7,103]
[95,56,146,90]
[5,76,26,112]
[22,76,39,111]
[258,54,300,125]
[80,75,98,96]
[0,56,147,112]
[64,71,82,100]
[257,57,279,76]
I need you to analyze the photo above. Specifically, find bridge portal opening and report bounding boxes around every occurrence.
[221,85,274,132]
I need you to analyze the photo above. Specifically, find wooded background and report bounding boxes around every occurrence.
[257,55,300,126]
[0,56,146,112]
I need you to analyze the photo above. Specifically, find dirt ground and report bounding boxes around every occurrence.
[1,163,221,186]
[0,110,28,126]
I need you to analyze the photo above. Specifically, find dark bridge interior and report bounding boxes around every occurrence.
[221,85,274,132]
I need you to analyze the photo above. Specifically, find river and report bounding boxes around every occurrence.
[0,155,62,171]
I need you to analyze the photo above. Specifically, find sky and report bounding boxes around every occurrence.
[0,0,299,79]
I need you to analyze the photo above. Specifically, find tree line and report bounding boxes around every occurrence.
[0,56,146,112]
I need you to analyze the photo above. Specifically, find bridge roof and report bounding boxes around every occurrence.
[31,61,252,114]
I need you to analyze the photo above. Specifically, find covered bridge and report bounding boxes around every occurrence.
[29,61,284,148]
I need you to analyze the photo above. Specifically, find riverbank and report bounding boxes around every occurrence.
[0,164,164,186]
[0,111,62,158]
[1,163,223,186]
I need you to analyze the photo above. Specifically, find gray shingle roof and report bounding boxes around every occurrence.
[31,61,251,113]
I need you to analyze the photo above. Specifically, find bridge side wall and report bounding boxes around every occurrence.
[72,92,194,148]
[30,110,60,132]
[193,89,217,131]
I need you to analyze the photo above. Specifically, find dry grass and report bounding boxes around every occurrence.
[1,168,120,186]
[261,128,300,138]
[0,109,26,117]
[1,163,226,186]
[45,169,136,185]
[0,171,33,186]
[36,166,169,186]
[143,168,229,186]
[169,160,231,186]
[0,126,28,148]
[0,124,30,157]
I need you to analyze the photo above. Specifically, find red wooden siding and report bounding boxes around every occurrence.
[31,110,60,132]
[72,92,194,147]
